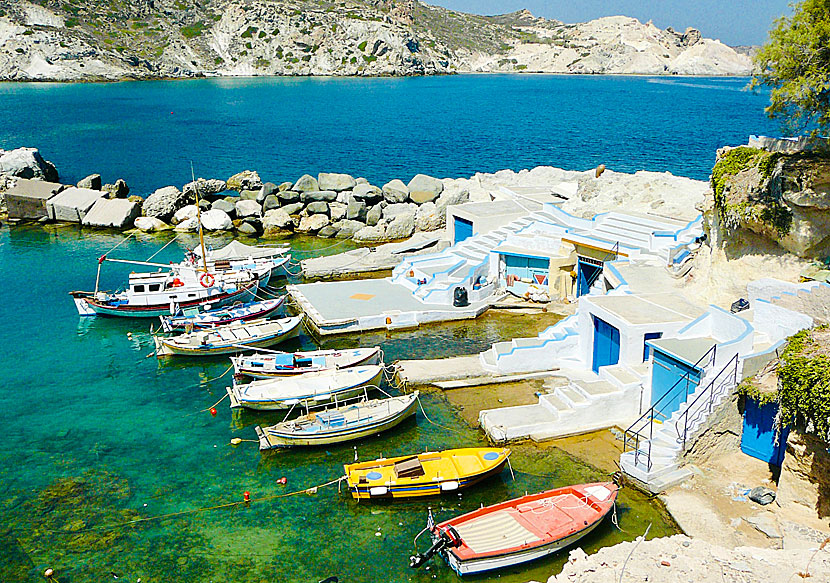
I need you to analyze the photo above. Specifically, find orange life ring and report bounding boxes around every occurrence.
[171,277,184,287]
[200,272,215,288]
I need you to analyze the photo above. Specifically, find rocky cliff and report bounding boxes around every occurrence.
[0,1,752,81]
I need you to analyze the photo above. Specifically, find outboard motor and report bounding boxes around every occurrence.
[452,286,469,307]
[409,526,462,569]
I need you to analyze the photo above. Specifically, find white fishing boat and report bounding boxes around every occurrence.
[254,390,418,449]
[193,240,290,261]
[231,346,382,378]
[153,316,302,357]
[159,297,285,332]
[227,365,384,411]
[180,250,287,282]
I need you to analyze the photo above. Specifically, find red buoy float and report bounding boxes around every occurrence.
[243,491,251,503]
[199,272,215,288]
[209,407,217,417]
[277,476,287,485]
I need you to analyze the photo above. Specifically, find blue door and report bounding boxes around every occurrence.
[651,349,702,419]
[741,398,790,466]
[592,316,620,373]
[454,216,473,244]
[577,258,603,296]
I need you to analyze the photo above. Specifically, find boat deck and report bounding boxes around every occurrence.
[288,278,495,336]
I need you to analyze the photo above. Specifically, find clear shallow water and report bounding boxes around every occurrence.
[0,75,776,194]
[0,225,677,583]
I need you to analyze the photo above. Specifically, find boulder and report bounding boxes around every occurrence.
[436,187,470,215]
[382,179,409,203]
[198,198,211,210]
[353,224,387,243]
[366,203,383,226]
[81,198,141,229]
[238,189,258,201]
[134,216,169,232]
[278,181,293,192]
[281,202,304,215]
[0,147,58,182]
[174,217,199,232]
[333,219,365,238]
[278,190,300,204]
[77,174,101,190]
[307,201,329,215]
[171,204,199,225]
[257,182,279,203]
[355,177,369,185]
[226,170,262,192]
[346,199,367,221]
[293,174,319,192]
[211,198,237,217]
[318,172,356,192]
[336,190,350,204]
[238,219,262,236]
[183,178,226,200]
[383,202,417,219]
[415,201,443,231]
[301,190,337,203]
[317,225,339,238]
[297,214,330,233]
[262,194,280,212]
[46,187,106,222]
[200,209,233,231]
[385,212,415,239]
[235,199,262,219]
[353,183,383,203]
[263,208,294,231]
[103,178,130,199]
[329,202,348,221]
[127,194,144,204]
[142,185,188,222]
[408,174,443,204]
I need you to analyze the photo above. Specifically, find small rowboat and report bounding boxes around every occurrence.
[153,316,302,357]
[410,481,618,576]
[344,447,510,500]
[231,346,382,378]
[254,390,419,449]
[159,297,285,332]
[227,365,384,411]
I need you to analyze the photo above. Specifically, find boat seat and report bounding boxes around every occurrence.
[394,457,425,479]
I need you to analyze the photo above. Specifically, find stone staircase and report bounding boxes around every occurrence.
[479,361,649,443]
[620,354,741,493]
[479,315,581,373]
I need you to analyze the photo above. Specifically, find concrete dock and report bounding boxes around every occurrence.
[395,355,560,389]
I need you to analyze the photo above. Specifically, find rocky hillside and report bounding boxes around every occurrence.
[0,0,752,81]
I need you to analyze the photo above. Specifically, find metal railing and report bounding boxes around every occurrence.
[675,353,740,449]
[623,344,717,470]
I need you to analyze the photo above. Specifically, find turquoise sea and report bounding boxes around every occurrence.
[0,75,777,583]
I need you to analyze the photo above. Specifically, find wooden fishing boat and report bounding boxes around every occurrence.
[159,297,285,332]
[409,481,618,576]
[231,346,382,378]
[71,268,259,318]
[227,365,384,411]
[153,316,302,357]
[344,447,510,500]
[254,390,419,449]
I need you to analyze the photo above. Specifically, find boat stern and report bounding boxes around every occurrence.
[70,292,97,316]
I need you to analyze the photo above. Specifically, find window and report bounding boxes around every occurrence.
[643,332,663,361]
[133,285,145,293]
[148,284,161,292]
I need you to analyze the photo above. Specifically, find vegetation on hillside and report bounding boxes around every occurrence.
[751,0,830,136]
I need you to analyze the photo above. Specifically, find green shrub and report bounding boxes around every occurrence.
[214,56,224,64]
[778,326,830,441]
[241,26,257,38]
[362,54,376,63]
[358,40,367,51]
[181,22,206,38]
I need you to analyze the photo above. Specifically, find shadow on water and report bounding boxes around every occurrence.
[0,226,678,583]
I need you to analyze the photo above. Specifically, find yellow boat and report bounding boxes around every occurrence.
[344,447,510,500]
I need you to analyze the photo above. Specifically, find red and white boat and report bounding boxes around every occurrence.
[410,481,618,576]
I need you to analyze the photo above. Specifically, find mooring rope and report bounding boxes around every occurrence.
[42,475,348,535]
[415,395,467,437]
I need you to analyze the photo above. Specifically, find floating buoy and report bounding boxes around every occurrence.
[385,317,392,325]
[44,568,54,578]
[209,407,217,417]
[277,476,287,485]
[243,491,251,502]
[230,438,242,445]
[126,332,132,338]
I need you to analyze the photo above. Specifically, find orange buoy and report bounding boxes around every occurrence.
[209,407,217,417]
[243,491,251,502]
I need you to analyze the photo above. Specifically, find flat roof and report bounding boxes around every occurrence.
[587,293,704,326]
[452,200,537,219]
[648,337,717,367]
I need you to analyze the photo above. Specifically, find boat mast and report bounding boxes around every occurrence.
[191,161,209,274]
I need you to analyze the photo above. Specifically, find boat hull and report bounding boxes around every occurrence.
[228,367,384,411]
[70,280,258,318]
[233,347,382,378]
[160,297,285,332]
[154,317,302,357]
[255,392,418,449]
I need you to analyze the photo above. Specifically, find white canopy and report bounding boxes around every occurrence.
[193,240,289,261]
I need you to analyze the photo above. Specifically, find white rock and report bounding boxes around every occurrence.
[235,199,262,219]
[200,209,233,231]
[171,204,199,225]
[134,216,169,232]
